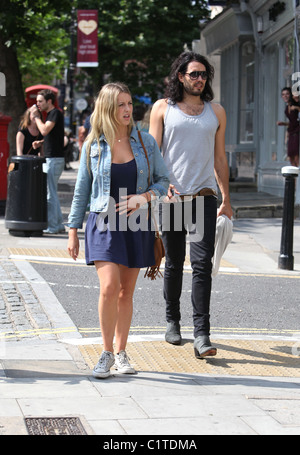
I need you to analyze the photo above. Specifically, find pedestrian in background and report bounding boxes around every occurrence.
[83,113,91,138]
[77,115,88,157]
[63,130,74,170]
[77,113,92,160]
[16,108,44,156]
[277,87,300,167]
[133,104,146,129]
[138,106,152,132]
[67,82,169,379]
[31,89,65,234]
[149,51,233,359]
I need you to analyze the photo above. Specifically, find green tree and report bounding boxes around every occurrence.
[0,0,70,153]
[0,0,209,153]
[78,0,209,99]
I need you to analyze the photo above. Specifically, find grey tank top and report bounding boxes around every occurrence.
[161,101,219,195]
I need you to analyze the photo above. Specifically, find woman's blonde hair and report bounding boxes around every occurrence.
[19,108,42,129]
[85,82,134,165]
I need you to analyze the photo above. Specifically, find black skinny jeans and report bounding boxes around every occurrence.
[161,196,217,338]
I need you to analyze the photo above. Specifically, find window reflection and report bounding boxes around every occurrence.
[239,42,255,144]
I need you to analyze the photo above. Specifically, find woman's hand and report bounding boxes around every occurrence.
[116,194,148,216]
[68,228,80,260]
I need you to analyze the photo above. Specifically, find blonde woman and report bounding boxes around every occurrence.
[67,83,169,378]
[16,108,44,156]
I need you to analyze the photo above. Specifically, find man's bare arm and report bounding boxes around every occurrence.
[30,105,55,136]
[149,99,167,148]
[212,103,233,219]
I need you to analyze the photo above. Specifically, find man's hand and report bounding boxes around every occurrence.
[32,139,44,149]
[217,201,233,219]
[30,104,40,119]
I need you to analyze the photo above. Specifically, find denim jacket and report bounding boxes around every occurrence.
[68,126,169,228]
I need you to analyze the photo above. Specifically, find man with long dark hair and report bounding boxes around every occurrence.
[150,51,232,358]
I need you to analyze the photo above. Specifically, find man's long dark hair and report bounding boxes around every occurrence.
[164,51,214,104]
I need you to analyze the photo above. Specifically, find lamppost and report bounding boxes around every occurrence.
[69,6,76,135]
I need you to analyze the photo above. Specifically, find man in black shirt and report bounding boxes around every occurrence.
[31,89,65,234]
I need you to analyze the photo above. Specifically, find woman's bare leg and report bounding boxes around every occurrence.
[115,265,140,353]
[95,261,120,353]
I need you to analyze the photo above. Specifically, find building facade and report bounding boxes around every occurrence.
[200,0,300,202]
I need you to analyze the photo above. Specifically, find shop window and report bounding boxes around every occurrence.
[284,36,294,76]
[265,43,279,162]
[239,42,255,144]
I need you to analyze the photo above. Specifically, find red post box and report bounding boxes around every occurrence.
[0,113,12,208]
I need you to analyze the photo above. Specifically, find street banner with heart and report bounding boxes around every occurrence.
[77,10,98,67]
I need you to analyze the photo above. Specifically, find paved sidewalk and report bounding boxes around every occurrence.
[0,162,300,436]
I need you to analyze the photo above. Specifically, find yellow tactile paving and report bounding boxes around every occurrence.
[7,247,85,260]
[7,248,236,269]
[79,339,300,377]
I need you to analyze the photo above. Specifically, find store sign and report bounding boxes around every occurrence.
[77,10,98,67]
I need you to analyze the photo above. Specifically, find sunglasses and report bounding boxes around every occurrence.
[185,71,208,81]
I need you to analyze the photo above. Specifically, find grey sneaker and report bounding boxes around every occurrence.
[194,335,217,359]
[115,350,136,374]
[165,321,182,345]
[93,351,115,378]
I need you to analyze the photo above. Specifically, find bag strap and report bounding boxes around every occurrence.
[138,130,150,187]
[27,134,39,155]
[138,131,164,280]
[137,130,161,237]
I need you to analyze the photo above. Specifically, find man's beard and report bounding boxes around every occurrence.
[183,81,204,97]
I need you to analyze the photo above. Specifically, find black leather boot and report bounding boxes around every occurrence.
[194,335,217,359]
[165,321,182,345]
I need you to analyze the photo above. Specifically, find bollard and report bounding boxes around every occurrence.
[278,166,299,270]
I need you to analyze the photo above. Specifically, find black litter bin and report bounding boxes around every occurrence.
[5,155,47,236]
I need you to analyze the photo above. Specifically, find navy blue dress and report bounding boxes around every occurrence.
[85,158,155,268]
